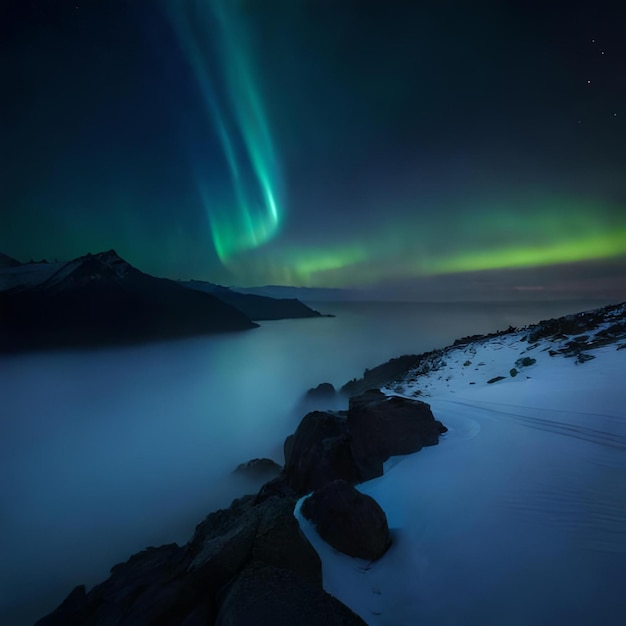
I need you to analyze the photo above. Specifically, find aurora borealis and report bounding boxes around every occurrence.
[2,0,625,299]
[167,0,282,263]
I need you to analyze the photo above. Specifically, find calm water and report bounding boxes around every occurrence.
[0,299,614,624]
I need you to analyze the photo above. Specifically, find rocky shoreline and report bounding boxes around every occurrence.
[36,301,625,625]
[37,391,447,625]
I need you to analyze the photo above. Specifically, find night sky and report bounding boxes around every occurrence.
[2,0,625,299]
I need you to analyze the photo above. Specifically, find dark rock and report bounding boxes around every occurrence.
[284,410,361,494]
[509,368,518,377]
[234,457,281,478]
[35,585,88,626]
[188,491,321,587]
[347,390,447,481]
[301,480,391,561]
[576,352,596,363]
[187,504,258,587]
[253,476,297,504]
[306,382,336,399]
[283,434,295,466]
[252,495,321,584]
[487,376,506,384]
[36,544,200,626]
[515,356,537,368]
[38,490,324,625]
[341,354,424,397]
[216,561,366,626]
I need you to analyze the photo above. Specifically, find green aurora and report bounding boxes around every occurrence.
[2,1,625,299]
[225,196,626,288]
[167,0,283,263]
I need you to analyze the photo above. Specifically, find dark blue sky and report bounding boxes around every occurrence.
[2,0,625,299]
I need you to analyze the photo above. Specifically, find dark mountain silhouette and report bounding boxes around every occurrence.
[0,251,22,267]
[0,250,257,352]
[181,280,322,320]
[232,285,360,302]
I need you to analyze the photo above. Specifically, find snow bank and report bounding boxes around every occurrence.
[298,304,626,625]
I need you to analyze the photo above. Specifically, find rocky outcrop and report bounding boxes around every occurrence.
[301,480,391,561]
[283,391,448,491]
[216,561,364,626]
[284,411,361,494]
[305,382,336,399]
[38,387,446,625]
[341,354,424,397]
[348,389,448,481]
[37,488,365,625]
[233,457,281,480]
[36,544,198,625]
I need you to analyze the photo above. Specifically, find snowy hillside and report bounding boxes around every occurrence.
[298,302,626,626]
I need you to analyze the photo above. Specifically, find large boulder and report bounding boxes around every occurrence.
[301,480,391,561]
[216,561,366,626]
[348,389,447,480]
[284,411,361,494]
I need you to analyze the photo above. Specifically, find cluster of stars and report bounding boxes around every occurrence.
[577,37,619,124]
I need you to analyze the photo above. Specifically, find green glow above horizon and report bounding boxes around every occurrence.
[168,0,282,263]
[429,229,626,274]
[241,196,626,287]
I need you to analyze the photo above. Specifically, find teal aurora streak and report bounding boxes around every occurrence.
[167,0,282,263]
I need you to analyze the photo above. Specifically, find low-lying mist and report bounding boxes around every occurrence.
[0,298,614,624]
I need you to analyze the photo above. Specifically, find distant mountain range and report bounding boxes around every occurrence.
[232,285,369,302]
[0,251,321,352]
[181,281,323,320]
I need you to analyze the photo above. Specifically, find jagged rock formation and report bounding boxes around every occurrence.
[284,411,361,494]
[284,391,447,491]
[37,487,365,626]
[233,457,282,480]
[0,250,257,352]
[37,387,446,625]
[305,381,336,399]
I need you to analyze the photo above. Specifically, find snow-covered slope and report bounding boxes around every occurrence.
[298,303,626,626]
[0,261,62,291]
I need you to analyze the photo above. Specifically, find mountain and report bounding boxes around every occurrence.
[231,285,366,302]
[0,250,257,352]
[0,251,22,267]
[0,260,62,291]
[181,280,323,320]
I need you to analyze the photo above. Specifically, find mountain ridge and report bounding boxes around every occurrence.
[0,250,258,352]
